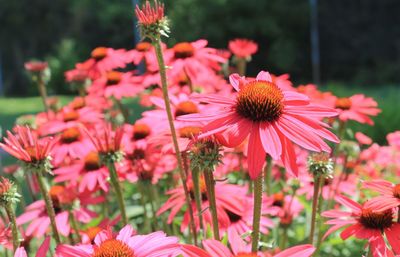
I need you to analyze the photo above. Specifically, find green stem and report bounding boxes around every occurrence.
[236,57,247,76]
[107,162,128,226]
[4,202,19,252]
[264,156,272,196]
[37,77,49,115]
[115,98,129,123]
[280,227,288,249]
[192,167,206,237]
[204,168,219,240]
[35,172,61,244]
[152,36,197,245]
[146,181,158,230]
[251,174,263,252]
[137,181,150,232]
[68,209,81,243]
[309,175,323,245]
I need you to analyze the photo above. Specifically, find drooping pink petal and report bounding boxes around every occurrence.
[247,124,266,179]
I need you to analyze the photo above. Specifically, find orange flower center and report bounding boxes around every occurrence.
[49,185,65,211]
[71,97,86,110]
[83,226,102,243]
[236,81,284,122]
[84,152,101,171]
[359,208,393,229]
[178,126,201,139]
[63,111,80,122]
[92,239,134,257]
[175,101,199,117]
[131,149,146,160]
[136,42,152,52]
[106,71,123,86]
[173,42,195,59]
[177,72,190,86]
[235,253,258,257]
[272,192,285,207]
[25,146,39,161]
[393,184,400,198]
[61,127,81,143]
[91,47,108,61]
[132,123,151,140]
[335,97,352,110]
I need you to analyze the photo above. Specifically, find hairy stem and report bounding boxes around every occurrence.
[4,202,19,252]
[152,36,198,245]
[192,167,206,237]
[107,162,128,226]
[36,172,61,244]
[309,175,323,245]
[251,174,263,252]
[204,168,219,240]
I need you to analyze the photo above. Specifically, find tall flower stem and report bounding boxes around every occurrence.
[37,77,49,115]
[309,175,323,245]
[264,156,272,196]
[107,162,128,226]
[192,167,206,237]
[236,58,247,76]
[68,210,82,243]
[251,174,263,252]
[204,168,219,240]
[4,202,19,251]
[35,172,61,244]
[137,181,150,232]
[152,36,198,245]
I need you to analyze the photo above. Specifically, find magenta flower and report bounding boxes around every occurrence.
[228,38,258,58]
[0,126,56,164]
[179,71,339,178]
[135,0,165,26]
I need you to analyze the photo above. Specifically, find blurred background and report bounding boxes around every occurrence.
[0,0,399,142]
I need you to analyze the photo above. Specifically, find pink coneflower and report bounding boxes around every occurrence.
[363,180,400,212]
[0,126,56,164]
[85,123,124,155]
[158,179,246,233]
[297,84,336,108]
[355,132,372,145]
[39,106,103,135]
[77,47,129,79]
[17,185,96,238]
[142,93,205,131]
[88,71,144,100]
[335,94,381,125]
[164,40,227,81]
[224,195,277,241]
[51,126,94,165]
[56,225,208,257]
[322,195,400,257]
[202,230,315,257]
[179,71,339,178]
[14,237,50,257]
[122,140,176,184]
[54,151,110,192]
[228,38,258,58]
[24,61,48,72]
[135,0,165,26]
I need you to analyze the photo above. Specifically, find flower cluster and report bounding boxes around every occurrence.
[1,1,396,257]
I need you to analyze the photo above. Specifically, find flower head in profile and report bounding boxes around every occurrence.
[24,61,48,73]
[85,123,124,164]
[0,177,20,205]
[229,38,258,59]
[135,0,170,38]
[179,71,339,178]
[0,126,56,173]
